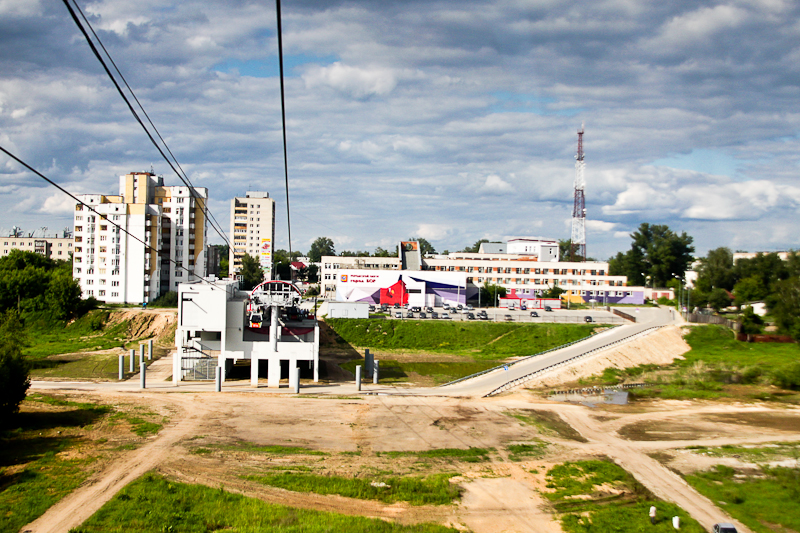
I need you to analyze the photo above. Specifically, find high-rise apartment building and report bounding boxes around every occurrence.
[229,192,276,279]
[72,172,207,304]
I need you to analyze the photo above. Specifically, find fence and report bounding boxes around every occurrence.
[484,326,663,397]
[684,313,740,331]
[611,308,636,322]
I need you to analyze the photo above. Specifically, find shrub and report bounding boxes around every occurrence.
[0,311,30,422]
[771,362,800,390]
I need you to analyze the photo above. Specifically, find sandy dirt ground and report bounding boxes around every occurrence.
[20,386,800,533]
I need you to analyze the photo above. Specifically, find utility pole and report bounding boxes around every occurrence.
[570,124,586,262]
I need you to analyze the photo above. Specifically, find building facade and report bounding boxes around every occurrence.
[229,192,276,279]
[72,172,207,304]
[320,238,644,306]
[2,235,73,259]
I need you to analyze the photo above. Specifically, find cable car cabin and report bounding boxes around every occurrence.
[249,313,263,329]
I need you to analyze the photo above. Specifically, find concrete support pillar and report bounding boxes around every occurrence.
[218,353,226,382]
[294,367,300,394]
[270,304,279,353]
[173,344,182,386]
[215,366,222,392]
[373,360,379,384]
[313,323,320,382]
[140,359,146,389]
[118,354,124,380]
[250,356,259,388]
[356,365,362,392]
[268,358,281,388]
[129,349,135,372]
[148,339,153,360]
[365,349,374,378]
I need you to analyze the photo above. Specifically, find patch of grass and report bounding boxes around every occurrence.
[383,447,493,463]
[30,351,126,381]
[74,473,459,532]
[507,410,587,442]
[245,472,461,505]
[544,460,705,533]
[125,417,162,437]
[22,310,131,360]
[686,464,800,533]
[215,442,328,456]
[506,440,548,462]
[686,442,800,463]
[325,319,594,359]
[340,359,500,384]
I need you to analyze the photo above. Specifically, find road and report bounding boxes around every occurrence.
[437,306,676,397]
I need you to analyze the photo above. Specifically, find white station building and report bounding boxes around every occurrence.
[174,279,319,387]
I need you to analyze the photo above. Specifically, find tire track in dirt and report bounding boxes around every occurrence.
[553,404,753,533]
[21,393,202,533]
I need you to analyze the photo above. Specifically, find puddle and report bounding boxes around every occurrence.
[549,389,629,406]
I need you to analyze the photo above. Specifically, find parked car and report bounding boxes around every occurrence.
[419,312,427,319]
[530,311,539,317]
[465,304,473,310]
[443,303,450,310]
[394,303,401,308]
[584,316,593,323]
[713,525,738,533]
[466,312,475,320]
[395,311,403,318]
[368,305,375,312]
[504,314,513,322]
[544,306,552,312]
[442,312,450,319]
[381,304,389,312]
[457,304,463,310]
[406,312,414,319]
[411,306,422,313]
[425,306,434,313]
[431,312,439,319]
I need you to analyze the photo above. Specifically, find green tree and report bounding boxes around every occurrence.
[733,275,765,307]
[695,247,735,292]
[239,254,265,290]
[0,310,30,423]
[739,306,764,335]
[306,264,319,283]
[46,268,82,320]
[373,247,394,257]
[608,223,694,288]
[408,237,436,255]
[479,282,506,307]
[734,252,790,296]
[272,249,293,281]
[558,239,572,261]
[308,237,335,262]
[462,239,495,253]
[540,285,566,299]
[767,277,800,340]
[707,288,732,313]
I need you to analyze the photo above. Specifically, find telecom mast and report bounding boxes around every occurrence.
[570,124,586,262]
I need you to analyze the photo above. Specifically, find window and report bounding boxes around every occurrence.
[98,290,106,296]
[99,279,106,285]
[100,235,106,241]
[86,279,94,285]
[112,281,119,287]
[111,292,119,297]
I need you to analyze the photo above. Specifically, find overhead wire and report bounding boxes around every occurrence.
[61,0,232,250]
[0,145,224,291]
[275,0,294,267]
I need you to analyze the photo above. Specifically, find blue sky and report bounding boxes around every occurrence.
[1,0,799,259]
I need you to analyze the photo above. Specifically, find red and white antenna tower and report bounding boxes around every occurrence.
[570,123,586,262]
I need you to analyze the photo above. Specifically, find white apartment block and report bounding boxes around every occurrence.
[229,192,276,279]
[1,236,73,259]
[73,172,208,304]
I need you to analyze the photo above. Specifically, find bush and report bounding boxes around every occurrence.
[150,291,178,308]
[0,311,30,423]
[771,362,800,390]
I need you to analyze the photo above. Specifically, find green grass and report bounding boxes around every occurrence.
[325,319,595,359]
[686,464,800,533]
[245,472,461,505]
[686,442,800,463]
[506,440,548,462]
[382,447,493,463]
[30,351,128,380]
[340,359,500,384]
[544,460,705,533]
[507,410,588,442]
[581,326,800,401]
[0,394,111,532]
[72,473,459,533]
[206,442,328,456]
[22,310,132,361]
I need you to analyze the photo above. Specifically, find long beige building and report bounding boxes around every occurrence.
[73,171,207,304]
[2,235,73,259]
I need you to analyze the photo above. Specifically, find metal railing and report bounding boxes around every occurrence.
[439,326,621,388]
[483,326,663,397]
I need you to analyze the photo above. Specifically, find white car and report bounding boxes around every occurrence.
[442,312,450,319]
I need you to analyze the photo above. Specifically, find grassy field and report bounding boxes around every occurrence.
[506,440,548,461]
[544,460,705,533]
[22,310,131,361]
[380,447,494,463]
[685,464,800,533]
[325,318,595,359]
[340,359,500,384]
[245,472,461,505]
[72,473,460,533]
[579,325,800,402]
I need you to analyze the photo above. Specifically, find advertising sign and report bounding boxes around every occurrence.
[260,238,272,277]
